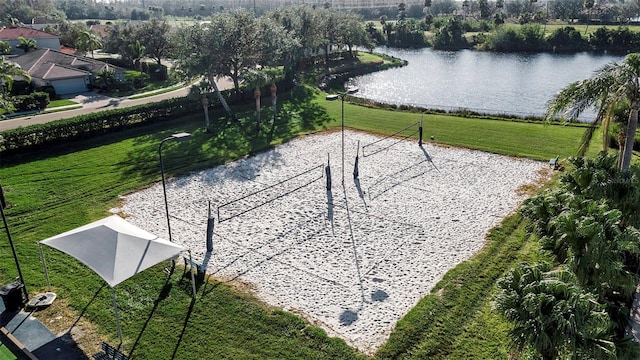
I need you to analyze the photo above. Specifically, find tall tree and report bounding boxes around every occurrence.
[174,9,291,123]
[135,18,171,67]
[77,30,102,58]
[584,0,595,34]
[45,21,88,48]
[337,12,369,57]
[545,53,640,171]
[0,57,30,110]
[317,7,340,70]
[478,0,491,19]
[102,22,137,64]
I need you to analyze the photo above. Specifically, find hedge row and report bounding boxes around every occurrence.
[0,97,201,155]
[0,79,295,156]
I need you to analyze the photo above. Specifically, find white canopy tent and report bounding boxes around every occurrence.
[38,215,190,344]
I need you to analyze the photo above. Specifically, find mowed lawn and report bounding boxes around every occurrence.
[0,86,600,359]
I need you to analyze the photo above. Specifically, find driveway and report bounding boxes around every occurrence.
[0,77,234,132]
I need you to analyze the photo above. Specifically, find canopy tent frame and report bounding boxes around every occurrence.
[38,215,196,345]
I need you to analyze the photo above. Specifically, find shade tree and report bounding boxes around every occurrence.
[172,10,289,119]
[134,18,171,67]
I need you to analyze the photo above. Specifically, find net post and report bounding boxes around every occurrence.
[325,153,332,191]
[419,115,423,146]
[206,201,214,253]
[353,140,360,179]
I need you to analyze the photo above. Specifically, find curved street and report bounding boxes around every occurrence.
[0,78,234,132]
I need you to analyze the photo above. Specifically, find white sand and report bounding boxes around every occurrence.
[113,130,548,354]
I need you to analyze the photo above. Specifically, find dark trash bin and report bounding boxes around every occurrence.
[0,281,25,312]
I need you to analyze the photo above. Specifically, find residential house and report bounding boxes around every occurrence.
[89,24,110,39]
[0,27,61,55]
[11,48,126,95]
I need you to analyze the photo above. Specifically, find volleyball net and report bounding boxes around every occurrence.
[361,121,421,158]
[217,164,324,223]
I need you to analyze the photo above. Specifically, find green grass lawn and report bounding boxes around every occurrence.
[128,83,187,99]
[0,85,601,359]
[46,99,78,108]
[318,91,599,162]
[0,344,17,360]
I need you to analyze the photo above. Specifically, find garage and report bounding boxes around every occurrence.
[50,77,88,95]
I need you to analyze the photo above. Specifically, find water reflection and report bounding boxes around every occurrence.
[354,48,623,119]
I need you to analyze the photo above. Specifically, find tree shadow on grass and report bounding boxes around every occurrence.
[120,85,334,184]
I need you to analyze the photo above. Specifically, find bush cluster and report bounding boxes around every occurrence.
[502,153,640,358]
[481,25,640,53]
[10,92,49,112]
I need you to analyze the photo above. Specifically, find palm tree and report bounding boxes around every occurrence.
[16,37,36,53]
[545,53,640,171]
[128,40,146,71]
[584,0,595,35]
[78,30,102,59]
[495,262,615,360]
[0,41,10,55]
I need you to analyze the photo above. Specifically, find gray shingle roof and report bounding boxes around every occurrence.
[11,48,125,80]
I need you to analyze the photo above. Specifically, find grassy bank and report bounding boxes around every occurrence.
[317,90,599,161]
[375,214,549,359]
[0,85,597,358]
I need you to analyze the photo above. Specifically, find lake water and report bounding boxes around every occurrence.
[353,48,624,119]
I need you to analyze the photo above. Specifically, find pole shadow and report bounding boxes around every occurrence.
[69,283,107,332]
[339,182,366,326]
[170,297,196,360]
[419,144,439,171]
[127,269,175,358]
[326,189,335,235]
[353,178,367,209]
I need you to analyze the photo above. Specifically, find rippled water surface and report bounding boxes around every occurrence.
[353,48,623,118]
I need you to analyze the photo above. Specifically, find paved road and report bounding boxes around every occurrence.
[0,78,233,132]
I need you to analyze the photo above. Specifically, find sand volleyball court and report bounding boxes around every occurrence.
[113,130,548,353]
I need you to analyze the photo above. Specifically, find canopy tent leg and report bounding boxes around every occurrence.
[38,244,51,289]
[111,288,123,344]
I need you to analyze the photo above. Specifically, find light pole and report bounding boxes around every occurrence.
[326,87,357,183]
[158,132,191,242]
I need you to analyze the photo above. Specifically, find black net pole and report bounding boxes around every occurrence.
[326,153,332,191]
[206,201,214,253]
[419,116,423,146]
[353,141,360,179]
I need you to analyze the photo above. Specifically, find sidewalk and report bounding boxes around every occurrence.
[0,300,87,359]
[0,78,234,132]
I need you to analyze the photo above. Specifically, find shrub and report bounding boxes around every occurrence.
[38,85,57,100]
[147,63,168,81]
[547,26,588,53]
[9,80,33,96]
[10,92,49,112]
[125,70,150,88]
